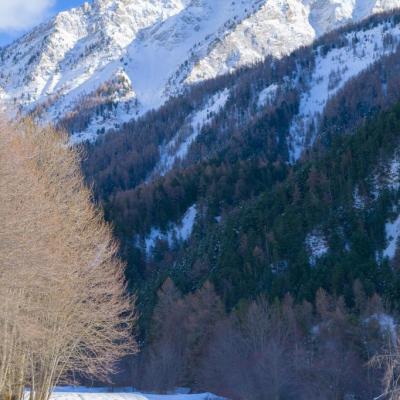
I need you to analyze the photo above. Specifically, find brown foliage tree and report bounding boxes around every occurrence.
[0,118,136,400]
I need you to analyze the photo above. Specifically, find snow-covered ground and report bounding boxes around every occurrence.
[44,388,223,400]
[51,392,219,400]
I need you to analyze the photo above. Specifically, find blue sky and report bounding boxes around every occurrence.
[0,0,85,46]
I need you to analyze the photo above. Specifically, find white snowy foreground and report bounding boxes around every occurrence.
[48,388,223,400]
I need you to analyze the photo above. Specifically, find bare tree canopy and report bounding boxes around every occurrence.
[0,118,137,400]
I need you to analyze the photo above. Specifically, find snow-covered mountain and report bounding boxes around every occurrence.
[0,0,399,141]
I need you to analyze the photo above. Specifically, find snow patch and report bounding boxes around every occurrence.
[384,213,400,259]
[354,151,400,209]
[305,230,329,266]
[353,187,367,210]
[53,388,135,394]
[141,205,197,255]
[48,389,221,400]
[257,84,279,108]
[271,260,289,274]
[365,313,397,343]
[374,152,400,193]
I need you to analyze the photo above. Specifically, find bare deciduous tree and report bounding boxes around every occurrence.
[372,341,400,400]
[0,118,137,400]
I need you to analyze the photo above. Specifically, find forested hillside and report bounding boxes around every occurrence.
[85,10,400,193]
[88,98,400,308]
[83,11,400,312]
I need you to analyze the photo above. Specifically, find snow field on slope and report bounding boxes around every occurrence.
[289,21,400,161]
[155,89,230,176]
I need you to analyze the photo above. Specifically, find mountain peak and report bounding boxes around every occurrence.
[0,0,399,142]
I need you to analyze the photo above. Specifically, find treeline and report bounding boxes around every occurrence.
[130,278,392,400]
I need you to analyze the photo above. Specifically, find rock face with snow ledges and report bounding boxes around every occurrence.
[1,0,400,141]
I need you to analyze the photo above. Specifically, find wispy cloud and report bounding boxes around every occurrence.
[0,0,55,32]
